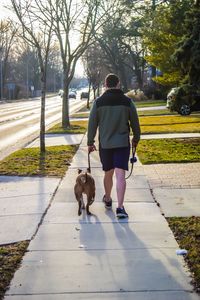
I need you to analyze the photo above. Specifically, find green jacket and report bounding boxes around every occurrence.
[87,89,140,149]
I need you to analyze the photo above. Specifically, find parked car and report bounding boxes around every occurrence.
[70,89,77,94]
[58,89,64,97]
[81,92,89,99]
[69,92,76,99]
[166,86,200,115]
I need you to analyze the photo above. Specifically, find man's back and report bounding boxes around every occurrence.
[88,89,140,149]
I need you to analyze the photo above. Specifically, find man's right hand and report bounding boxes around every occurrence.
[131,138,138,149]
[88,145,96,153]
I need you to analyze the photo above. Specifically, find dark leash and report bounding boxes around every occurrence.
[88,146,137,179]
[87,146,137,179]
[87,151,91,173]
[125,145,137,180]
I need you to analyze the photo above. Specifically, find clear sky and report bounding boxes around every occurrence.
[0,0,13,19]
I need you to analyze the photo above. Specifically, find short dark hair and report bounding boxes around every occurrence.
[105,73,119,88]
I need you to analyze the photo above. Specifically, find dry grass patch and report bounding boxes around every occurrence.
[0,145,78,177]
[0,241,29,300]
[167,217,200,292]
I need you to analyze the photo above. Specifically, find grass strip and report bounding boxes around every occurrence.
[47,120,88,134]
[71,112,89,119]
[135,100,166,108]
[140,115,200,134]
[0,241,29,300]
[141,122,200,134]
[167,217,200,292]
[0,145,78,177]
[140,114,200,126]
[138,109,177,116]
[137,138,200,164]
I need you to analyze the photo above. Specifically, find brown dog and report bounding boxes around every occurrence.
[74,169,95,216]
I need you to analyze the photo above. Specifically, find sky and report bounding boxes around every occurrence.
[0,0,85,77]
[0,0,13,19]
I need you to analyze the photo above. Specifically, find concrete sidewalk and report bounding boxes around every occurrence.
[4,135,200,300]
[0,176,60,245]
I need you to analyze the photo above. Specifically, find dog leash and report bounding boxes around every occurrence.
[88,152,91,173]
[125,144,137,180]
[88,145,137,179]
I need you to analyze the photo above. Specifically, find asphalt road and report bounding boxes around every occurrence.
[0,94,86,160]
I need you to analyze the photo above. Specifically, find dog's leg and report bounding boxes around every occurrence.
[75,191,82,216]
[78,196,85,216]
[78,200,82,216]
[81,195,85,210]
[86,196,92,215]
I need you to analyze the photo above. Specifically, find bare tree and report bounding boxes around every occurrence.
[33,0,115,128]
[92,0,147,91]
[83,42,106,103]
[46,43,62,93]
[0,19,17,99]
[9,41,41,97]
[10,0,53,153]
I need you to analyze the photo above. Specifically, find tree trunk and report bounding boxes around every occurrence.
[97,84,100,97]
[135,67,143,89]
[117,57,128,92]
[62,71,70,129]
[119,68,128,92]
[87,81,91,109]
[40,69,46,154]
[141,55,146,88]
[93,87,96,99]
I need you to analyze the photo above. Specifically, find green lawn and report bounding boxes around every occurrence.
[137,138,200,164]
[140,114,200,134]
[138,109,177,116]
[71,112,89,119]
[47,120,88,134]
[0,145,78,177]
[167,217,200,292]
[135,100,166,108]
[72,110,172,118]
[68,109,200,134]
[140,114,200,125]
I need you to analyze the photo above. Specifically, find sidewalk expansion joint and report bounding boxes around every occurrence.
[0,213,43,218]
[28,247,177,252]
[6,289,194,296]
[149,188,165,217]
[0,192,52,199]
[42,220,160,224]
[30,178,63,240]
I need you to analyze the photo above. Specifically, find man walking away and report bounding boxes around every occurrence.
[87,73,140,218]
